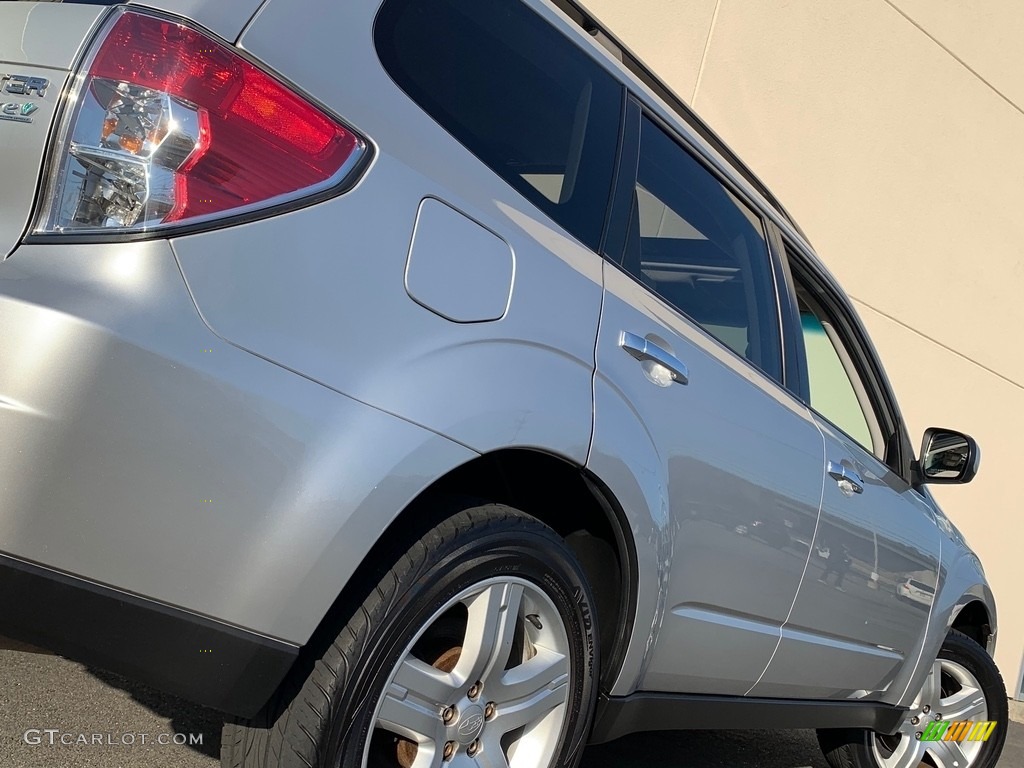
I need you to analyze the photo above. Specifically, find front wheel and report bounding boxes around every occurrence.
[818,629,1007,768]
[223,503,598,768]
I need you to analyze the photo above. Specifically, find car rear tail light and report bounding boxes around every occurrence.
[36,9,367,235]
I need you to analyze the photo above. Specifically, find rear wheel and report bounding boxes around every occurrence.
[818,630,1007,768]
[222,502,598,768]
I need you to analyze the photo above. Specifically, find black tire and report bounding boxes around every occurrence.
[818,629,1007,768]
[222,502,598,768]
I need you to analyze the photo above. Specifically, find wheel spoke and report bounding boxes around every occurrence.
[376,677,443,744]
[939,685,987,722]
[490,674,568,734]
[493,647,569,703]
[469,741,511,768]
[455,583,525,688]
[393,657,459,708]
[884,736,925,768]
[918,661,942,710]
[926,737,971,768]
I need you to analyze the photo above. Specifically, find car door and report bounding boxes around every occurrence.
[587,104,825,696]
[748,241,942,701]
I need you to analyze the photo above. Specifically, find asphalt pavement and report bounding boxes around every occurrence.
[2,644,1022,767]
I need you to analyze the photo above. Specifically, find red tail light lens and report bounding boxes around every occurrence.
[37,9,366,234]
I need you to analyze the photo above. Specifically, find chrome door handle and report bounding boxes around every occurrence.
[827,460,864,495]
[619,331,689,385]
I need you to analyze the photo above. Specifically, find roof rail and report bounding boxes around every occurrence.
[550,0,809,242]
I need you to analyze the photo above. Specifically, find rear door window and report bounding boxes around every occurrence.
[375,0,622,252]
[618,115,782,381]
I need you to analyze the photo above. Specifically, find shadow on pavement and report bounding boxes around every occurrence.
[85,668,223,760]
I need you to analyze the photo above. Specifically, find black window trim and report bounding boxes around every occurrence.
[766,222,807,398]
[603,95,789,389]
[778,236,916,484]
[547,0,808,242]
[600,97,641,264]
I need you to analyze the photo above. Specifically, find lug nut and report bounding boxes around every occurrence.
[442,705,456,724]
[915,732,923,740]
[468,682,482,700]
[467,739,480,757]
[443,741,455,761]
[911,716,920,725]
[923,705,931,714]
[485,702,496,720]
[935,713,943,721]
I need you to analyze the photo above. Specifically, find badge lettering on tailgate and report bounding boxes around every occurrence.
[0,101,39,123]
[0,74,49,124]
[1,74,49,98]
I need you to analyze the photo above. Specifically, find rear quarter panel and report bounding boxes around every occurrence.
[0,240,476,645]
[171,0,604,465]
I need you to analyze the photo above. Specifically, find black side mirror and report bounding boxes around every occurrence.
[918,428,980,484]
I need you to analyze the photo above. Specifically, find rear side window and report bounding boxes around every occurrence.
[375,0,622,251]
[619,116,782,381]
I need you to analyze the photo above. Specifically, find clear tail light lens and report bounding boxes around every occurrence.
[37,9,367,235]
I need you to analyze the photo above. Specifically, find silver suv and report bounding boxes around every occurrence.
[0,1,1007,767]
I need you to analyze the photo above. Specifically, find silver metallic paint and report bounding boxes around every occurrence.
[404,197,515,324]
[0,0,999,712]
[590,261,825,695]
[898,554,996,709]
[0,241,476,644]
[175,0,603,467]
[749,418,942,702]
[0,64,66,260]
[0,2,103,69]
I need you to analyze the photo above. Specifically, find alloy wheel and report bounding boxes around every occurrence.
[361,577,572,768]
[872,659,990,768]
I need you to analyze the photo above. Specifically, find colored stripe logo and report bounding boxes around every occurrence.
[920,720,997,742]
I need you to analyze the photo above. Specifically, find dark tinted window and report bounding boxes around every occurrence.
[620,116,782,380]
[375,0,622,251]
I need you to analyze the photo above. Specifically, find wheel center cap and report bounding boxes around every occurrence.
[456,704,485,745]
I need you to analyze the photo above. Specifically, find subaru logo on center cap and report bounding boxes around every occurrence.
[459,713,483,736]
[456,705,486,743]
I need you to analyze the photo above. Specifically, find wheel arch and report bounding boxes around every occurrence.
[895,551,998,710]
[289,448,639,707]
[938,552,998,659]
[951,599,995,656]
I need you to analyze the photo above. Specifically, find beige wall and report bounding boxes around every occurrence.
[582,0,1023,696]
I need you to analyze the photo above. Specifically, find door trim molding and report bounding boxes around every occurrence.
[590,691,907,744]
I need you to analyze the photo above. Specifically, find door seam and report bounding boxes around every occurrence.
[743,408,828,696]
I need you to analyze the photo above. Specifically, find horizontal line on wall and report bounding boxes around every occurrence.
[881,0,1024,119]
[851,296,1024,393]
